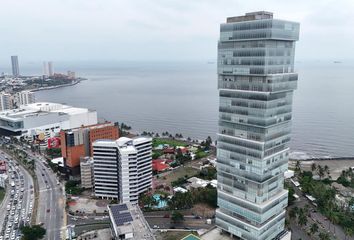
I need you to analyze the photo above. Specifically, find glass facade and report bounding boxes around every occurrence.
[216,11,299,240]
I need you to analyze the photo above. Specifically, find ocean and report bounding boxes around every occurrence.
[3,60,354,158]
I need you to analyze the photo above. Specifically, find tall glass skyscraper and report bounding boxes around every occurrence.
[216,12,299,240]
[11,55,20,77]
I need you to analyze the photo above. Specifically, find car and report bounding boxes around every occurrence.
[46,209,50,213]
[46,185,50,189]
[41,173,44,176]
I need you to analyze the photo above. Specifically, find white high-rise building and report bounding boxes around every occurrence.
[43,61,48,76]
[43,61,54,76]
[0,93,13,111]
[93,137,152,204]
[48,61,54,76]
[16,91,35,106]
[216,12,299,240]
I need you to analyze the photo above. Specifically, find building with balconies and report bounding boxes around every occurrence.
[93,137,152,204]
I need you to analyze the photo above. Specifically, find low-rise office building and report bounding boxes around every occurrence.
[60,122,119,175]
[93,137,152,203]
[0,102,97,140]
[108,203,155,240]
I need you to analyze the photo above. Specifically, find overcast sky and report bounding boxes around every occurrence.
[1,0,353,64]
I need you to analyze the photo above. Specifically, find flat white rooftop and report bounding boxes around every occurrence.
[0,102,92,119]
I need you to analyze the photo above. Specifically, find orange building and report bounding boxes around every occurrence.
[60,122,119,175]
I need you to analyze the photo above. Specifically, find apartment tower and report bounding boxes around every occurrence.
[216,12,299,240]
[93,137,152,204]
[16,91,35,106]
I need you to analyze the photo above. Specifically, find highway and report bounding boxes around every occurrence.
[31,152,65,240]
[0,150,34,240]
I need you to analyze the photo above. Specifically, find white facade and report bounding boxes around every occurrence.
[16,91,35,106]
[48,61,54,76]
[0,102,97,139]
[80,157,94,189]
[0,93,13,111]
[93,137,152,204]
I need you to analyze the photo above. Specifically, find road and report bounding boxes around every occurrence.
[0,150,34,239]
[31,152,65,240]
[289,179,354,240]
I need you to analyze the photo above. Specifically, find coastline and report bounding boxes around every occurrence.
[31,78,84,92]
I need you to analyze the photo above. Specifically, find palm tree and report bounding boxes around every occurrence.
[310,223,319,236]
[324,165,330,177]
[295,160,301,173]
[297,208,307,227]
[329,212,339,234]
[318,165,325,180]
[289,208,297,220]
[319,232,331,240]
[345,227,353,240]
[311,163,317,173]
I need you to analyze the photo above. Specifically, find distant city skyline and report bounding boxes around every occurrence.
[0,0,353,64]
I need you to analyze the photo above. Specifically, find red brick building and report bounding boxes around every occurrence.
[60,122,119,175]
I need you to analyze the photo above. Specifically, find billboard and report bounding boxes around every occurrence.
[48,137,61,149]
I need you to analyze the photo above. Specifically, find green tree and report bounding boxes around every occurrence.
[319,232,330,240]
[171,211,184,223]
[318,165,325,180]
[345,227,353,240]
[311,163,317,173]
[310,223,319,236]
[295,160,301,173]
[20,225,46,240]
[297,208,307,227]
[289,208,297,220]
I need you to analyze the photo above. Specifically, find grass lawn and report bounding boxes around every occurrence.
[153,138,187,148]
[0,187,5,203]
[162,166,199,185]
[156,231,199,240]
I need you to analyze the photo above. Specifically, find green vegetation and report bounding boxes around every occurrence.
[152,150,163,159]
[200,136,213,151]
[152,138,187,148]
[139,194,158,209]
[337,168,354,188]
[168,184,217,209]
[118,122,131,136]
[199,166,217,180]
[171,211,184,223]
[285,182,296,205]
[20,225,46,240]
[297,168,354,235]
[65,180,84,195]
[158,231,199,240]
[195,150,208,159]
[45,148,61,158]
[0,187,5,203]
[171,177,188,187]
[162,166,199,186]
